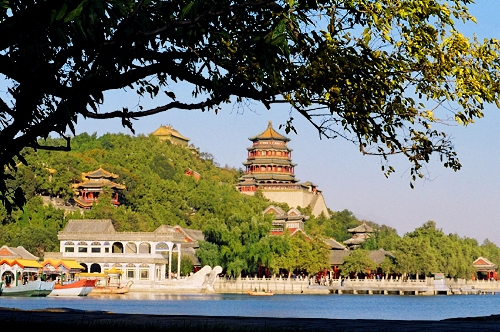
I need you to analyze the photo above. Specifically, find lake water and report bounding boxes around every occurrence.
[1,293,500,321]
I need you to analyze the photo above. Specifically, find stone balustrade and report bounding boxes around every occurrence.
[211,276,500,295]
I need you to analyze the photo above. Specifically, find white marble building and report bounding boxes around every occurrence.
[44,219,203,290]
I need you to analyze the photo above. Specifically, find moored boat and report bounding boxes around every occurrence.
[89,280,133,295]
[48,278,97,297]
[247,290,273,296]
[1,280,55,297]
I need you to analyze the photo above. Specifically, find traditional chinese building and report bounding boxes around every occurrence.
[237,121,329,217]
[343,221,374,249]
[473,256,498,280]
[72,167,126,209]
[0,245,43,286]
[151,125,190,146]
[40,258,85,282]
[263,205,309,236]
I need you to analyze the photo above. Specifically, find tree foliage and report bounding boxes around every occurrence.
[2,0,500,209]
[390,221,483,279]
[337,220,500,280]
[340,249,377,277]
[0,132,500,279]
[306,209,360,241]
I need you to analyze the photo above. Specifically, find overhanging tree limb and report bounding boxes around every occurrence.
[1,0,499,211]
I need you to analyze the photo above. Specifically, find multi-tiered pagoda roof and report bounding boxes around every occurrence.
[237,121,330,218]
[238,121,300,192]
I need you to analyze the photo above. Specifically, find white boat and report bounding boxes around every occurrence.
[1,280,55,297]
[48,278,97,297]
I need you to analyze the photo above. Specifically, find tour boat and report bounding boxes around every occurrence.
[1,280,55,297]
[48,278,97,297]
[89,280,133,295]
[247,290,273,296]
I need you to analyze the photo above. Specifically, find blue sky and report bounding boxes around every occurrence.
[70,2,500,245]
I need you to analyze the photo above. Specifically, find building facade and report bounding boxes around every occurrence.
[263,205,309,236]
[44,219,203,289]
[237,121,329,217]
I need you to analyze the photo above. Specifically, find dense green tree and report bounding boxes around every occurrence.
[392,221,484,279]
[201,215,273,277]
[479,239,500,267]
[268,233,293,276]
[2,0,500,210]
[340,249,377,278]
[270,238,295,278]
[306,209,360,241]
[196,241,223,268]
[394,234,440,279]
[294,233,330,276]
[267,231,329,277]
[361,224,401,251]
[379,256,397,279]
[0,196,62,256]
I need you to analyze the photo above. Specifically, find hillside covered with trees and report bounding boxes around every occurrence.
[1,132,500,280]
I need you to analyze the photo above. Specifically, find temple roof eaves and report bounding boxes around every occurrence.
[248,121,290,142]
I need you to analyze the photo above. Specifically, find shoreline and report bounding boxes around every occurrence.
[2,307,500,331]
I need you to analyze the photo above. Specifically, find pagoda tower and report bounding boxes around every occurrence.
[238,121,300,193]
[237,121,329,217]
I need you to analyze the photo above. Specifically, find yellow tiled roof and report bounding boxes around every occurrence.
[0,258,42,268]
[152,125,190,141]
[82,166,119,180]
[72,179,126,190]
[249,121,289,141]
[42,259,84,270]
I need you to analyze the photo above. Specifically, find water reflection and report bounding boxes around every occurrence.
[2,293,500,321]
[120,292,227,301]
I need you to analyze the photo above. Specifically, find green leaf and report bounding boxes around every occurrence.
[64,2,85,23]
[181,1,194,18]
[55,3,68,21]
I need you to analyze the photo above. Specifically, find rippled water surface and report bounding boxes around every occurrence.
[1,293,500,321]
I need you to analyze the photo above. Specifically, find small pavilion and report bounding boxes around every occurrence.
[473,256,498,280]
[72,166,126,208]
[343,221,374,249]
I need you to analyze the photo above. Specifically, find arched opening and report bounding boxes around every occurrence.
[90,263,101,273]
[112,242,124,253]
[155,242,170,255]
[139,242,151,254]
[1,271,15,287]
[125,242,137,253]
